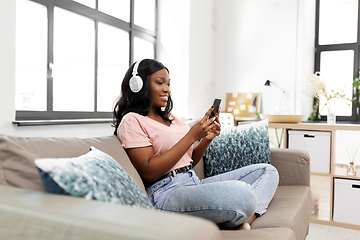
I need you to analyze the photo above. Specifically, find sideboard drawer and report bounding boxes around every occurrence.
[333,178,360,225]
[288,130,331,174]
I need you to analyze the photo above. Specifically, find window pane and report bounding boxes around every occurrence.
[319,50,354,116]
[53,7,95,111]
[98,0,130,22]
[134,0,155,31]
[15,0,47,111]
[134,37,155,61]
[97,23,129,112]
[319,0,358,45]
[73,0,95,9]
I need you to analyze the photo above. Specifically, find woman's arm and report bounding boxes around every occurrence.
[191,138,212,166]
[125,108,216,184]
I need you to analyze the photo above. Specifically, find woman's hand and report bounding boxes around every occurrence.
[188,106,221,142]
[191,106,221,165]
[206,107,221,140]
[188,107,218,142]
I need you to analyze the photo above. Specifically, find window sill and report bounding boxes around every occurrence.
[13,118,113,127]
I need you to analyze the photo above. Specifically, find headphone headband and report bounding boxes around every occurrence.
[132,60,141,76]
[129,60,144,93]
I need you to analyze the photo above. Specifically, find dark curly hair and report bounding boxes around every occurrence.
[112,59,173,135]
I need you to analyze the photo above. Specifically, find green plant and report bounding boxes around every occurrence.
[308,98,321,121]
[349,72,360,108]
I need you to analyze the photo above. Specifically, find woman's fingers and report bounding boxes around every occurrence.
[199,107,214,123]
[210,121,221,132]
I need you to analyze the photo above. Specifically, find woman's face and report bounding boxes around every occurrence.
[149,68,170,108]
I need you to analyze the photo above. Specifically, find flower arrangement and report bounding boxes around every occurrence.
[306,72,347,121]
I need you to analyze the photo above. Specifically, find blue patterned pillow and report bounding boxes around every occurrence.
[203,119,270,177]
[35,146,154,209]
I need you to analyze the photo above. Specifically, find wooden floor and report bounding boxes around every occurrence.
[310,174,331,222]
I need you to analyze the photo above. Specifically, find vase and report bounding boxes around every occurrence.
[347,162,356,176]
[346,147,357,176]
[327,100,336,125]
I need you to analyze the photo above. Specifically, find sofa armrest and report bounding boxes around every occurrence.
[0,185,222,240]
[270,148,310,187]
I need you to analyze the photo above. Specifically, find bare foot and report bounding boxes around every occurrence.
[240,223,251,230]
[239,214,257,230]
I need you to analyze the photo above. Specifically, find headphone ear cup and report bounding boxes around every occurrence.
[129,75,143,93]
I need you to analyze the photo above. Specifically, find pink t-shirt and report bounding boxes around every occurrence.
[117,112,193,172]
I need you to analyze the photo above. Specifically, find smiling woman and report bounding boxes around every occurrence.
[112,59,279,230]
[112,59,173,134]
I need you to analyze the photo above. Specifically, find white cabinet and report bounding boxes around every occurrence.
[288,130,331,174]
[333,178,360,225]
[268,122,360,229]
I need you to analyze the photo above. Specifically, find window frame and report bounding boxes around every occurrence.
[15,0,157,122]
[314,0,360,122]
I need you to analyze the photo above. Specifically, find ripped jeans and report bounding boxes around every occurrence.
[146,163,279,228]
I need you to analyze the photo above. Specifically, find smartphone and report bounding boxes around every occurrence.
[210,98,221,118]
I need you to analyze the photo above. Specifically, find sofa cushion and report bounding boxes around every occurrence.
[0,135,145,193]
[35,147,154,209]
[251,185,312,240]
[203,119,270,177]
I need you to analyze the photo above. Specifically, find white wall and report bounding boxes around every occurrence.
[187,0,215,119]
[0,0,16,135]
[298,0,316,116]
[159,0,316,120]
[211,0,315,117]
[157,0,190,119]
[157,0,215,120]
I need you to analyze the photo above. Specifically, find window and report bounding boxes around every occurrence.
[53,7,95,112]
[15,0,47,111]
[315,0,359,122]
[15,0,157,122]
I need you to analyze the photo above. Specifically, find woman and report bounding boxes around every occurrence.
[113,59,279,229]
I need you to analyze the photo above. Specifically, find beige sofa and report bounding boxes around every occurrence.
[0,134,312,240]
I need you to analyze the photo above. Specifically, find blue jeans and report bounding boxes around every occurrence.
[146,164,279,228]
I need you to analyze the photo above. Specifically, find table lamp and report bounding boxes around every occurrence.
[264,80,286,113]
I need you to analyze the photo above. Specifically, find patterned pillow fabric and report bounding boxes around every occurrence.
[203,119,270,178]
[35,146,154,209]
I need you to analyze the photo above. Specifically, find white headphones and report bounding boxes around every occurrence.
[129,60,143,93]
